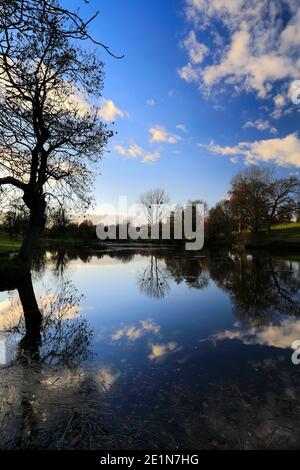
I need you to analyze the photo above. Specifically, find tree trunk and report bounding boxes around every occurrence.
[19,192,46,265]
[17,272,42,359]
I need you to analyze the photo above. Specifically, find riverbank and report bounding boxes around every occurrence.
[0,232,21,253]
[1,222,300,256]
[244,223,300,251]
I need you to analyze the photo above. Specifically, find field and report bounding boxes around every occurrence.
[0,231,21,253]
[245,222,300,250]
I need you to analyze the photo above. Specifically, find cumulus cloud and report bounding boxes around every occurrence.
[98,99,125,121]
[178,62,201,82]
[114,143,160,164]
[181,0,300,104]
[149,126,182,144]
[182,30,208,64]
[199,133,300,167]
[243,119,277,134]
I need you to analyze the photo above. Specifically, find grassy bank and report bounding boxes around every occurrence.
[245,222,300,250]
[0,231,21,254]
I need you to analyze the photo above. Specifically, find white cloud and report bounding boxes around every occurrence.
[149,126,182,144]
[182,30,208,64]
[98,99,125,121]
[114,143,160,164]
[114,145,127,156]
[243,119,277,134]
[146,98,155,106]
[178,62,200,82]
[181,1,300,102]
[274,94,285,108]
[200,133,300,167]
[176,124,189,133]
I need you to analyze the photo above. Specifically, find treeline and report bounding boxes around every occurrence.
[1,168,300,246]
[0,208,97,242]
[207,167,300,242]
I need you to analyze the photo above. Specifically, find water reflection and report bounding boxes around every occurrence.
[208,252,300,324]
[1,247,300,449]
[137,255,170,299]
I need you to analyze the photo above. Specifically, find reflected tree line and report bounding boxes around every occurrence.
[1,247,300,364]
[137,249,300,324]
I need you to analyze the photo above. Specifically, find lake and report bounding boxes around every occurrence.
[1,247,300,450]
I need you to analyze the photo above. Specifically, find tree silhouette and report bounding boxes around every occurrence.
[0,0,115,264]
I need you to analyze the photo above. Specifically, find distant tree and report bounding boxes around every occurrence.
[229,168,271,234]
[227,168,300,234]
[78,219,95,241]
[266,177,300,230]
[0,0,115,264]
[48,207,72,239]
[187,199,208,233]
[2,206,29,239]
[208,200,237,242]
[139,188,170,226]
[296,201,300,223]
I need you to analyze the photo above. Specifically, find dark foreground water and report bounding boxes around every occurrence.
[1,247,300,450]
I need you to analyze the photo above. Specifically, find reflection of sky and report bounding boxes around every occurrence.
[212,318,300,350]
[1,253,300,388]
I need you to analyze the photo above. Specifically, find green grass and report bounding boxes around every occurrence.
[245,222,300,249]
[0,231,21,253]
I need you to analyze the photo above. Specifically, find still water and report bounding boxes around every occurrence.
[1,247,300,449]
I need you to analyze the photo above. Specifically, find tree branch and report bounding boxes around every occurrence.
[0,176,26,191]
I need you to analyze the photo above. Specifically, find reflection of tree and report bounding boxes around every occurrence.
[138,255,170,299]
[209,252,300,325]
[9,280,93,366]
[0,269,96,449]
[107,251,135,264]
[164,255,209,290]
[31,248,96,278]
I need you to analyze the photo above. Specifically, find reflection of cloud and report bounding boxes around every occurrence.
[95,367,120,392]
[148,342,179,360]
[0,332,20,365]
[0,296,22,330]
[0,290,81,333]
[41,368,86,389]
[213,318,300,350]
[112,320,160,341]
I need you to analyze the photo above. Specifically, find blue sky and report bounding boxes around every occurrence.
[63,0,300,211]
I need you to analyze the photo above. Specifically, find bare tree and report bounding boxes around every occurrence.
[0,0,115,264]
[0,0,123,57]
[266,177,300,231]
[229,168,300,234]
[139,188,170,226]
[229,167,271,234]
